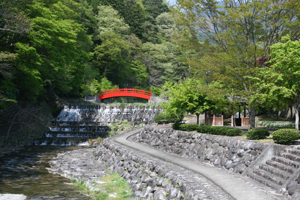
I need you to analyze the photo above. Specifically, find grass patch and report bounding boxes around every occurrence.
[73,172,132,200]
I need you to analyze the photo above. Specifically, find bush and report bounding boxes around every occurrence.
[209,126,229,135]
[226,128,242,136]
[246,129,270,140]
[173,123,242,137]
[154,113,181,124]
[272,129,299,144]
[150,86,161,96]
[178,124,199,131]
[196,125,212,133]
[172,122,181,130]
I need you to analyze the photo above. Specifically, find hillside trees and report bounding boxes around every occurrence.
[251,35,300,130]
[0,0,32,99]
[171,0,300,128]
[0,0,189,104]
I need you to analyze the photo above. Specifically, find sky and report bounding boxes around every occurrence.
[166,0,176,6]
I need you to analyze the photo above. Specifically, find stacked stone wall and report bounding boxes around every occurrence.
[132,126,268,174]
[93,138,217,200]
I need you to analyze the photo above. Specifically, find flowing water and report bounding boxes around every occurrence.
[0,146,90,199]
[0,104,160,199]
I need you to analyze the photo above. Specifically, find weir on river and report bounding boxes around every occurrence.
[34,104,162,146]
[0,103,162,199]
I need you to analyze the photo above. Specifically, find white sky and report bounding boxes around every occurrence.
[166,0,176,6]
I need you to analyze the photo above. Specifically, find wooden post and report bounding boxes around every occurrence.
[241,113,244,126]
[212,111,216,126]
[221,114,224,126]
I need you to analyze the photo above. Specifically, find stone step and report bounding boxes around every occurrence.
[286,148,300,156]
[271,156,300,168]
[280,152,300,163]
[259,164,291,180]
[266,160,295,174]
[247,173,280,190]
[293,146,300,150]
[253,169,285,186]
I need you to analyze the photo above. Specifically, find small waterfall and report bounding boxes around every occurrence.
[35,105,109,146]
[35,104,162,146]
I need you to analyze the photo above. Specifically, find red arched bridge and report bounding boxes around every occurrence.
[98,88,152,100]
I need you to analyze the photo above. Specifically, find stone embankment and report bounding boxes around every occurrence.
[132,126,266,174]
[48,130,233,200]
[131,126,300,199]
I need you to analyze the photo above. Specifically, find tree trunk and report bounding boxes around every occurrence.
[249,106,255,129]
[294,94,299,130]
[196,114,199,125]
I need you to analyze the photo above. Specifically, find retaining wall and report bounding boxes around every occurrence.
[132,126,268,174]
[93,138,218,200]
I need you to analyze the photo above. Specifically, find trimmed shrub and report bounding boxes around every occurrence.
[196,125,212,134]
[246,129,270,140]
[179,124,199,131]
[173,123,242,137]
[154,113,181,124]
[272,129,299,144]
[209,126,228,135]
[172,122,181,130]
[172,123,199,131]
[226,128,242,136]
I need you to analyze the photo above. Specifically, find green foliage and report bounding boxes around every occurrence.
[162,78,225,124]
[172,0,300,129]
[176,124,199,131]
[272,129,299,145]
[257,121,294,128]
[246,129,270,140]
[172,123,241,136]
[154,112,181,124]
[150,86,161,96]
[73,172,132,199]
[225,129,242,137]
[251,35,300,130]
[156,12,176,41]
[96,5,130,36]
[196,124,212,134]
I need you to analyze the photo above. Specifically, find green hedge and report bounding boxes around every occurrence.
[154,113,181,124]
[172,123,242,136]
[246,129,270,140]
[226,128,243,136]
[272,129,299,144]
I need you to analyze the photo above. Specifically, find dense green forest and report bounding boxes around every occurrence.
[0,0,188,102]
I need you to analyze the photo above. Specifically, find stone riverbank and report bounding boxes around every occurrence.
[47,126,296,200]
[48,129,234,200]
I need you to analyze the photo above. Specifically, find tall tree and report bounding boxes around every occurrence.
[142,0,169,43]
[162,78,224,124]
[172,0,300,128]
[251,35,300,130]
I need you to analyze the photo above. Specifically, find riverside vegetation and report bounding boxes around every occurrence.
[72,172,133,200]
[172,123,300,145]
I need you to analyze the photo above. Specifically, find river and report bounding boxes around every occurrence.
[0,146,91,200]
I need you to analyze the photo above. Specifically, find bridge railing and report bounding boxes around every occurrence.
[99,88,152,98]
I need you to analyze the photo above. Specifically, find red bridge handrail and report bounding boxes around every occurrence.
[99,88,152,100]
